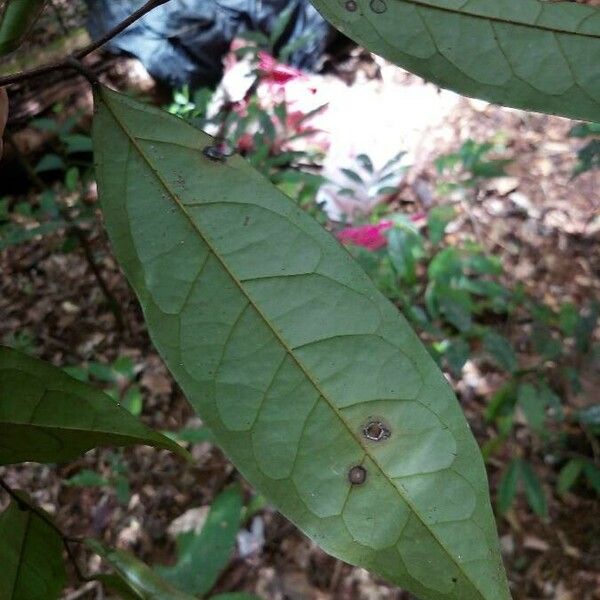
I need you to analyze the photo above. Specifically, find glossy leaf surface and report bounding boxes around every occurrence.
[0,346,190,464]
[0,493,66,600]
[88,541,196,600]
[157,485,243,595]
[309,0,600,122]
[93,87,510,600]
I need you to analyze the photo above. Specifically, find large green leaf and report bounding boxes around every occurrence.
[309,0,600,122]
[88,541,196,600]
[0,0,46,56]
[157,485,243,596]
[92,87,510,600]
[0,346,190,464]
[0,493,66,600]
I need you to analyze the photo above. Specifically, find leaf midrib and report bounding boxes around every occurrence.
[101,91,488,600]
[381,0,600,40]
[11,507,31,600]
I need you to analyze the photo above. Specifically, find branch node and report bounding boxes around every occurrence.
[65,57,100,88]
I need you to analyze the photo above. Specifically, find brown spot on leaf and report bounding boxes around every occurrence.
[348,465,367,485]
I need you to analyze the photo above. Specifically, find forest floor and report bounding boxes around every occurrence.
[1,4,600,600]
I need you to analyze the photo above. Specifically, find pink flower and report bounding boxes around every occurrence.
[258,51,304,85]
[337,221,393,251]
[236,132,254,153]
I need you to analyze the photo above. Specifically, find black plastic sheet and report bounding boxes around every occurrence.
[85,0,331,88]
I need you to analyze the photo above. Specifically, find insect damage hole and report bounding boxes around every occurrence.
[345,0,358,11]
[362,419,391,442]
[348,465,367,485]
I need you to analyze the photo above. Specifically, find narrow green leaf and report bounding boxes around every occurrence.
[438,287,472,332]
[557,459,584,495]
[517,383,546,433]
[157,485,243,595]
[88,540,196,600]
[64,469,109,487]
[340,167,364,184]
[34,154,65,173]
[496,459,520,515]
[0,0,46,56]
[427,205,455,246]
[444,337,470,378]
[93,87,510,600]
[519,461,547,517]
[269,3,295,48]
[356,153,374,173]
[0,346,191,464]
[309,0,600,122]
[0,493,66,600]
[483,332,517,373]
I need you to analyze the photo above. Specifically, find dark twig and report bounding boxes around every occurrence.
[0,0,171,87]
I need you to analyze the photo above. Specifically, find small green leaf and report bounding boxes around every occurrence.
[557,459,584,495]
[0,346,191,465]
[64,469,109,487]
[443,337,470,378]
[427,205,455,246]
[122,386,143,416]
[428,247,462,282]
[62,133,93,154]
[519,461,547,517]
[483,332,517,373]
[34,154,65,173]
[438,287,472,332]
[0,493,66,600]
[157,486,243,596]
[517,383,545,433]
[88,361,117,382]
[387,226,420,283]
[496,459,520,515]
[64,167,80,192]
[88,540,196,600]
[269,3,294,47]
[558,303,579,337]
[356,153,374,173]
[340,167,363,184]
